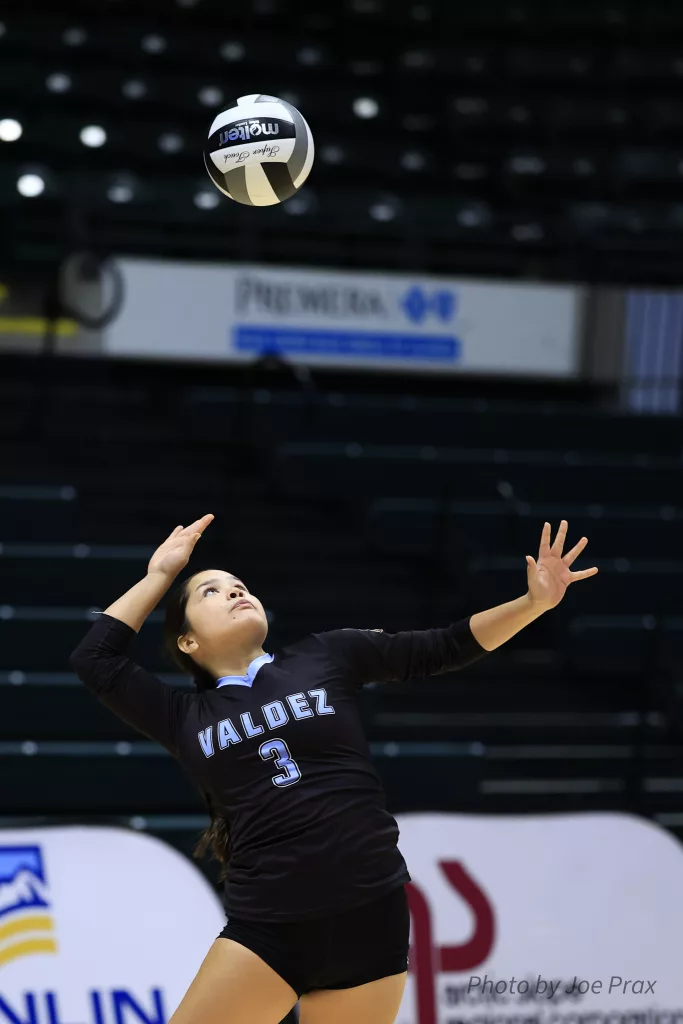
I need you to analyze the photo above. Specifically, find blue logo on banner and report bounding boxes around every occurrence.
[0,845,58,968]
[401,287,456,324]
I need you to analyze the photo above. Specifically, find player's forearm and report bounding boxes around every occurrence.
[469,594,544,652]
[103,572,175,634]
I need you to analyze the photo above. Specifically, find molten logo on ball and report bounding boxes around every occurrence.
[219,120,281,145]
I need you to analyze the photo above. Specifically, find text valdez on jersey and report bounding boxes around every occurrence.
[198,687,335,757]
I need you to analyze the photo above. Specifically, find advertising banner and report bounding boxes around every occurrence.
[4,814,674,1024]
[0,826,225,1022]
[395,812,683,1024]
[103,259,583,378]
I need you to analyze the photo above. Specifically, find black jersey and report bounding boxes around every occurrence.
[68,613,486,922]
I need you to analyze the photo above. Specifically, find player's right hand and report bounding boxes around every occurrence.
[147,514,215,579]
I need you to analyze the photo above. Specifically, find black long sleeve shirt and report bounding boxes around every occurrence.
[68,613,487,922]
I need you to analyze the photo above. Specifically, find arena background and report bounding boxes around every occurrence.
[2,2,683,1022]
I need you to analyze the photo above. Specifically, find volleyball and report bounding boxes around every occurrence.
[203,94,315,207]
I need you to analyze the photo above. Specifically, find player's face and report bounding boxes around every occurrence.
[181,570,268,661]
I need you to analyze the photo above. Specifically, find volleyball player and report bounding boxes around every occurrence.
[68,514,597,1024]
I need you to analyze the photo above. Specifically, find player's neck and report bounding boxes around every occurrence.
[211,646,268,680]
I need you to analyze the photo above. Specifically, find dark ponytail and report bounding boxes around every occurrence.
[194,793,231,881]
[163,571,231,879]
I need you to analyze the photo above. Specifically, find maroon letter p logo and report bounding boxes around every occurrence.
[406,861,495,1024]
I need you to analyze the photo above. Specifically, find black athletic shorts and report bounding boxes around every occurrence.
[217,883,410,997]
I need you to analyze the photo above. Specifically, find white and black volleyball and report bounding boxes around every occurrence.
[204,94,315,207]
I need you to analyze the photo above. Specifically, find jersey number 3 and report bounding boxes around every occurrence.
[259,738,302,788]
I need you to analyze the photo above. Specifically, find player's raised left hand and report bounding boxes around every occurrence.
[526,520,598,612]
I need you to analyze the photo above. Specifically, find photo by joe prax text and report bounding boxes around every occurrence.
[468,976,657,998]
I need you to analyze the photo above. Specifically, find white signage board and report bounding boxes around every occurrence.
[104,259,582,378]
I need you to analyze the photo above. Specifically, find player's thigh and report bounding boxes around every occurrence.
[169,937,298,1024]
[298,970,407,1024]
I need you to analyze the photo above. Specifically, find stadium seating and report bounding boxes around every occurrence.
[6,3,683,278]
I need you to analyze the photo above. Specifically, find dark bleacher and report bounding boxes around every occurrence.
[2,353,683,888]
[8,3,683,280]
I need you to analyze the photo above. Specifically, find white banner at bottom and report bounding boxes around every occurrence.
[394,812,683,1024]
[0,825,225,1021]
[2,815,682,1023]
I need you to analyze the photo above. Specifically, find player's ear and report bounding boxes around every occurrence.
[178,634,197,655]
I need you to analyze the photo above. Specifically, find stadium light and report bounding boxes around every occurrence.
[369,200,398,221]
[80,125,107,148]
[141,34,167,54]
[284,192,314,216]
[220,42,245,61]
[457,207,484,227]
[320,144,344,164]
[194,189,219,210]
[353,97,379,118]
[509,155,546,175]
[62,27,87,46]
[402,51,435,69]
[400,151,426,171]
[158,133,184,153]
[0,119,23,142]
[46,73,72,93]
[122,80,148,100]
[107,177,135,203]
[297,47,322,66]
[17,174,45,197]
[198,86,223,107]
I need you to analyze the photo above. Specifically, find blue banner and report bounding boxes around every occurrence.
[234,325,460,361]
